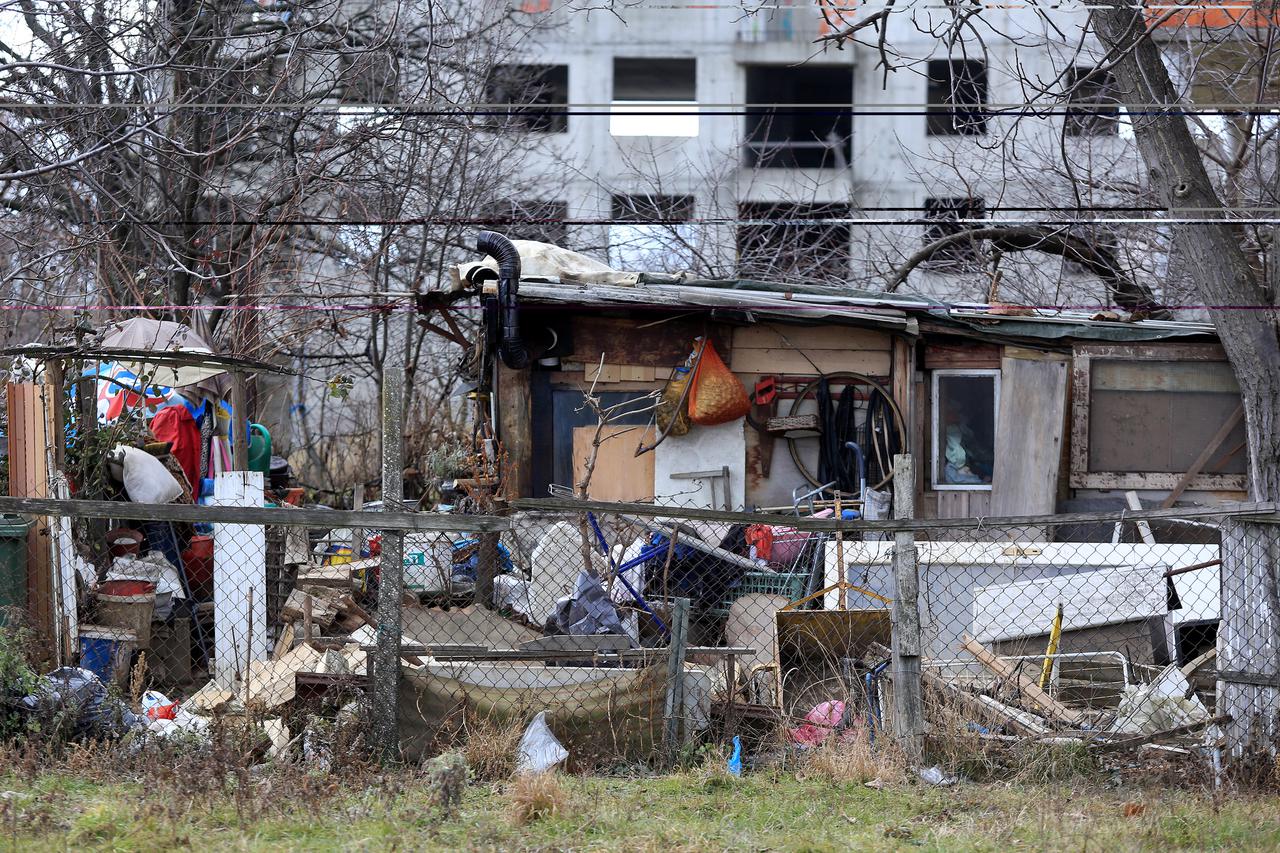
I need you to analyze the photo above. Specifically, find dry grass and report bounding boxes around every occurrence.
[794,730,909,786]
[507,771,568,826]
[461,713,525,782]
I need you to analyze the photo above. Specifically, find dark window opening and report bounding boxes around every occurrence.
[923,197,987,268]
[1065,67,1120,136]
[927,59,988,136]
[613,58,696,101]
[737,202,851,281]
[486,64,569,133]
[744,65,853,168]
[482,200,569,247]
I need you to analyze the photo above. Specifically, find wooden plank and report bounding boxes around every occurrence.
[960,634,1086,725]
[585,363,657,384]
[571,425,656,502]
[732,324,890,352]
[729,348,891,377]
[923,342,1001,369]
[497,363,534,499]
[1125,491,1156,545]
[922,668,1049,736]
[990,355,1069,519]
[0,496,507,532]
[567,316,727,368]
[1161,404,1244,508]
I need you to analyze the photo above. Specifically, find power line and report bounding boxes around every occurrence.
[0,102,1276,113]
[15,216,1280,225]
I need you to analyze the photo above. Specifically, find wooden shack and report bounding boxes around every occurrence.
[449,244,1246,520]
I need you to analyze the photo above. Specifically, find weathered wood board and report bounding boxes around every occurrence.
[990,354,1068,518]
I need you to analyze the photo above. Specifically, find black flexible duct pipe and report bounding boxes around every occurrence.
[475,230,529,369]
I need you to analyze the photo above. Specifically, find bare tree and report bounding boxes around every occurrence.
[0,0,558,491]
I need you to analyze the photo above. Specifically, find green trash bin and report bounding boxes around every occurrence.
[0,515,31,626]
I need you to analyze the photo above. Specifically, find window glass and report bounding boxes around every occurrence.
[608,194,696,270]
[933,371,997,488]
[611,58,698,136]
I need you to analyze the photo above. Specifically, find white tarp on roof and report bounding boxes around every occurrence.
[452,240,641,291]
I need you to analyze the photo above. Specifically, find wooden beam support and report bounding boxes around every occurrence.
[496,362,534,499]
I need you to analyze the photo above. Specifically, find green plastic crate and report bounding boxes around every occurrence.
[720,570,808,611]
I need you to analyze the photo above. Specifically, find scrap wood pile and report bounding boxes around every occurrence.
[918,635,1226,760]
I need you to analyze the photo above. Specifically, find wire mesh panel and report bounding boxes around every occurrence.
[6,493,1280,775]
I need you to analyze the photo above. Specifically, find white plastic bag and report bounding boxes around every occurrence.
[516,711,568,774]
[115,445,182,504]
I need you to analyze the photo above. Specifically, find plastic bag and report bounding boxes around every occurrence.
[688,340,749,426]
[114,445,183,504]
[516,711,569,773]
[656,364,692,436]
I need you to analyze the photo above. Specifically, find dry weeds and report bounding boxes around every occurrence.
[462,713,524,782]
[507,771,568,826]
[794,731,909,786]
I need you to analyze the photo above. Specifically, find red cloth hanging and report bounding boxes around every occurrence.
[150,406,201,491]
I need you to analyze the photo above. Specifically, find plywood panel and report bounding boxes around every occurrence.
[732,324,890,352]
[729,348,891,377]
[6,382,54,649]
[572,425,656,502]
[990,356,1069,518]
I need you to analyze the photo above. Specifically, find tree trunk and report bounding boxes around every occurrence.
[1090,4,1280,758]
[1090,5,1280,502]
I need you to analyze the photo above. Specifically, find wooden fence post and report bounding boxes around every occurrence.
[891,454,925,762]
[663,596,691,759]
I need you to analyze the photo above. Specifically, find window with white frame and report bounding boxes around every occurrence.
[931,369,999,490]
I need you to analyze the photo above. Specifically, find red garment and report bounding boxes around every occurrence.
[150,406,201,491]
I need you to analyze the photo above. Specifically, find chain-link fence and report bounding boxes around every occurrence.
[3,487,1278,773]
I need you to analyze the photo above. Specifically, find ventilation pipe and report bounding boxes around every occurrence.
[475,231,529,370]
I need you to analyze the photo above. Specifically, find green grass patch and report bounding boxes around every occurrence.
[1,768,1278,851]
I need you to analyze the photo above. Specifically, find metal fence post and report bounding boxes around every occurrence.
[891,453,925,761]
[663,596,691,760]
[370,309,408,762]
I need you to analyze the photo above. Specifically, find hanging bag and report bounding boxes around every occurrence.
[687,339,750,426]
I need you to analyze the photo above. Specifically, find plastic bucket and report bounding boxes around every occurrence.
[78,626,137,684]
[99,579,155,597]
[181,535,213,600]
[96,587,155,649]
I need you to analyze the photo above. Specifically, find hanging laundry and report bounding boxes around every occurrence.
[151,405,202,491]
